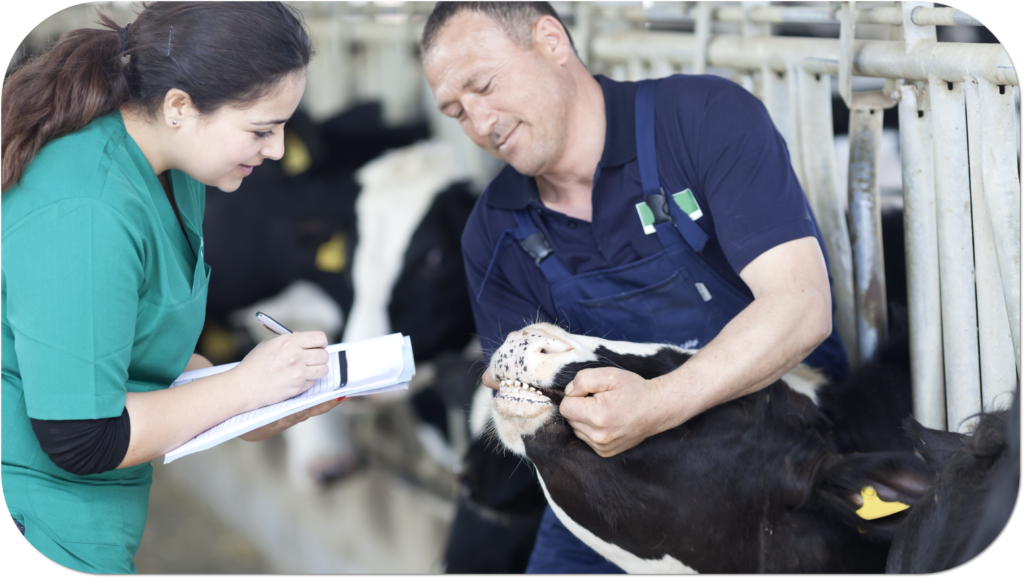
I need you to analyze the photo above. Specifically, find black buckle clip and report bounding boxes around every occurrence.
[647,189,673,225]
[519,231,554,265]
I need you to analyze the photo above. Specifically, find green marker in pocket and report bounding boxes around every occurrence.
[635,188,703,235]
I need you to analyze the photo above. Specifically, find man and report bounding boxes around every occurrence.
[422,2,849,573]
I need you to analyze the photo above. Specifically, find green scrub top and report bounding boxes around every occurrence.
[2,111,210,573]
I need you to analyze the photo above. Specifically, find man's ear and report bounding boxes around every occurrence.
[161,88,196,129]
[533,15,573,65]
[814,452,935,542]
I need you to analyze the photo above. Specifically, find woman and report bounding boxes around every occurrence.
[1,3,341,572]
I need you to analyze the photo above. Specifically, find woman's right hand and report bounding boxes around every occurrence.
[231,331,330,410]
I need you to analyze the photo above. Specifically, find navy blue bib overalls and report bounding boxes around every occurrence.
[486,80,847,573]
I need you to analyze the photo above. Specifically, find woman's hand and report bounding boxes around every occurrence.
[231,331,330,410]
[239,397,347,442]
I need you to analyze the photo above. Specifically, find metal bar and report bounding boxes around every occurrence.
[761,66,797,161]
[976,79,1022,374]
[651,57,674,80]
[848,107,888,363]
[589,34,1017,86]
[692,2,712,75]
[838,1,856,109]
[964,78,1018,411]
[911,6,983,27]
[929,76,982,433]
[784,64,809,190]
[898,84,945,431]
[627,5,981,27]
[794,67,858,365]
[902,2,937,51]
[740,1,771,38]
[572,2,592,67]
[303,17,352,122]
[627,56,645,81]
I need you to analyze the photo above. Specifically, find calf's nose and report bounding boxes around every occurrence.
[527,336,572,356]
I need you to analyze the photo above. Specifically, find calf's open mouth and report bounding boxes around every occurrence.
[496,379,554,406]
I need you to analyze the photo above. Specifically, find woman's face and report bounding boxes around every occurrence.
[177,71,306,192]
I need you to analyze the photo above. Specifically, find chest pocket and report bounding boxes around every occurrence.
[557,242,740,347]
[130,250,210,389]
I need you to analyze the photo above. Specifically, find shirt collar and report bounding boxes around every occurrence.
[597,75,638,169]
[487,75,638,210]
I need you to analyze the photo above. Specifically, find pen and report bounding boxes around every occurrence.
[256,311,293,335]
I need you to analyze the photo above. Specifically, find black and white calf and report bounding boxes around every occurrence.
[484,323,932,574]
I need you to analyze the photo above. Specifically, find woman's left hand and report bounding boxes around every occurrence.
[239,397,346,442]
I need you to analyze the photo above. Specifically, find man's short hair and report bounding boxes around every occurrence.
[421,2,576,59]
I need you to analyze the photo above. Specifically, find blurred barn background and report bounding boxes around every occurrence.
[5,1,1018,574]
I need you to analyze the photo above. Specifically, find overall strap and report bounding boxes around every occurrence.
[472,207,576,303]
[635,79,709,253]
[512,209,573,285]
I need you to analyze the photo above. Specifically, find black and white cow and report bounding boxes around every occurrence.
[279,138,481,489]
[202,103,431,334]
[484,322,933,573]
[886,393,1019,573]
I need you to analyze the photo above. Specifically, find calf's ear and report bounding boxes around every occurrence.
[901,417,966,471]
[814,452,934,541]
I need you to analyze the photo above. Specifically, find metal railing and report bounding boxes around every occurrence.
[291,0,1019,433]
[582,1,1019,432]
[17,1,1014,433]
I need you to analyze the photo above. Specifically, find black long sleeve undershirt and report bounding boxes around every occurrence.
[30,408,131,476]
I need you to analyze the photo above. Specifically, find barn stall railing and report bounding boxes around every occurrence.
[582,1,1020,433]
[36,2,1014,434]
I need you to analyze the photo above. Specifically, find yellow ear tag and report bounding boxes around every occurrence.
[855,486,910,520]
[315,232,347,273]
[282,131,312,176]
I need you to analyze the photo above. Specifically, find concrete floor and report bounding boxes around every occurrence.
[136,459,271,574]
[136,410,458,574]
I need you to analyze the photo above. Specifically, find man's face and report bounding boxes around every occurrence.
[424,12,571,177]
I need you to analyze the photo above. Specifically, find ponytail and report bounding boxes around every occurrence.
[2,2,312,193]
[2,11,129,192]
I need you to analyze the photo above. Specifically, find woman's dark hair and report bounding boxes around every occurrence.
[2,2,312,192]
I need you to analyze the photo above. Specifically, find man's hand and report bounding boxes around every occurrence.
[558,367,669,458]
[239,397,346,442]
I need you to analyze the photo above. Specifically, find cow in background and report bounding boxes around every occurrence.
[201,102,430,362]
[200,102,440,484]
[277,139,482,490]
[442,386,549,573]
[886,392,1019,572]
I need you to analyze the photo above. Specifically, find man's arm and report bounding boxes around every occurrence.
[559,235,832,457]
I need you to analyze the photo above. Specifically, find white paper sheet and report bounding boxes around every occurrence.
[164,333,412,464]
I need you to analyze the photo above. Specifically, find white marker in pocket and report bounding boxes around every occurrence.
[695,282,712,302]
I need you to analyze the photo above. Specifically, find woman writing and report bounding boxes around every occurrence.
[1,3,341,572]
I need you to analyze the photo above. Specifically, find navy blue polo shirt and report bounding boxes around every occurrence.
[462,74,832,360]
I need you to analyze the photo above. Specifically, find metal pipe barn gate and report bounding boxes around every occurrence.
[292,1,1019,433]
[574,1,1019,433]
[42,0,999,434]
[21,3,1019,432]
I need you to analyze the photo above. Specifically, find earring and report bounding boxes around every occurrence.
[172,120,178,125]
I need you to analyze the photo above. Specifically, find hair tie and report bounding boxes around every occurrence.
[118,22,131,53]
